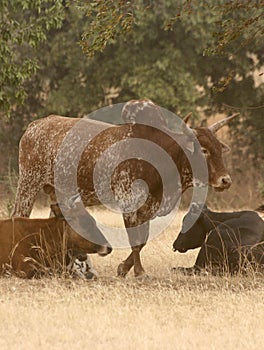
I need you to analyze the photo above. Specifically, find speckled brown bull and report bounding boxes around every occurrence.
[13,100,238,277]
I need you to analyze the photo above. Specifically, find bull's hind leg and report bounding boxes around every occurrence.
[117,216,149,277]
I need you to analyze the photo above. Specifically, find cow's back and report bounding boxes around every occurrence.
[206,211,264,247]
[195,211,264,272]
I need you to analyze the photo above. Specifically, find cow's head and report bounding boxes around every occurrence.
[44,184,112,257]
[173,203,208,253]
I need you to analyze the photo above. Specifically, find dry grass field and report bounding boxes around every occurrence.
[0,207,264,350]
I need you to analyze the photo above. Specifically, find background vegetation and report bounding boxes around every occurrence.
[0,4,264,348]
[0,0,263,207]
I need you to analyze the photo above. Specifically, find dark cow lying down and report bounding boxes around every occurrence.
[0,191,111,279]
[173,204,264,274]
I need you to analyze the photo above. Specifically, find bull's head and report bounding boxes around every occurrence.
[193,114,239,192]
[122,99,239,193]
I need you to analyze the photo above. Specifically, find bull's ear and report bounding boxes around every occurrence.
[178,136,194,154]
[179,125,196,154]
[186,140,194,154]
[221,142,230,153]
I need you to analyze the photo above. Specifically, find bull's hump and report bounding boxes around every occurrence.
[46,115,112,125]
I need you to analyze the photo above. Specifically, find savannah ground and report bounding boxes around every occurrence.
[0,123,262,350]
[0,206,264,350]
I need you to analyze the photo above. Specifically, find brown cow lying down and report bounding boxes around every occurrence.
[172,203,264,275]
[0,194,112,279]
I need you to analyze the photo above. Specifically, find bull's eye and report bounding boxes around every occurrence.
[201,148,209,156]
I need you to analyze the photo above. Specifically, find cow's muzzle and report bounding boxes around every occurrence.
[213,174,232,191]
[173,247,188,253]
[98,245,112,257]
[173,241,188,253]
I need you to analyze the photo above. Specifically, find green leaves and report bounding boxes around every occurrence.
[1,0,264,175]
[78,0,136,57]
[0,0,64,113]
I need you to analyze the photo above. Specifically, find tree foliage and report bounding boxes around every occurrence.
[77,0,264,168]
[0,0,64,112]
[0,0,263,181]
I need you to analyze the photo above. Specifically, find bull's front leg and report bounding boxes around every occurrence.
[117,214,149,278]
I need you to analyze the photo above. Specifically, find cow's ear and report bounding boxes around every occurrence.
[68,193,82,208]
[43,183,55,195]
[50,203,63,218]
[221,142,230,153]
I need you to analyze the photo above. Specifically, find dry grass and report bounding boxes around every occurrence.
[0,208,264,350]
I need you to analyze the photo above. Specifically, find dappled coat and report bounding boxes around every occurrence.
[13,99,238,277]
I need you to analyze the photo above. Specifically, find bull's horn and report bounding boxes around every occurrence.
[183,112,192,124]
[181,120,196,138]
[209,113,240,133]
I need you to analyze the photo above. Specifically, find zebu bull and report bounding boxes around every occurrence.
[2,190,111,278]
[13,99,238,277]
[173,204,264,274]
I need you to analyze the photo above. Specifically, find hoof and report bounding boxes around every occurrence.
[171,266,202,276]
[85,270,98,280]
[117,263,129,278]
[171,266,195,275]
[134,271,149,280]
[135,274,149,281]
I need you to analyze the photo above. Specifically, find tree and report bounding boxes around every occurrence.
[77,0,264,167]
[0,0,64,113]
[1,0,264,183]
[79,1,264,59]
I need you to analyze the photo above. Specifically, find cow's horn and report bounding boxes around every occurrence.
[183,112,192,124]
[209,113,240,133]
[68,193,82,207]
